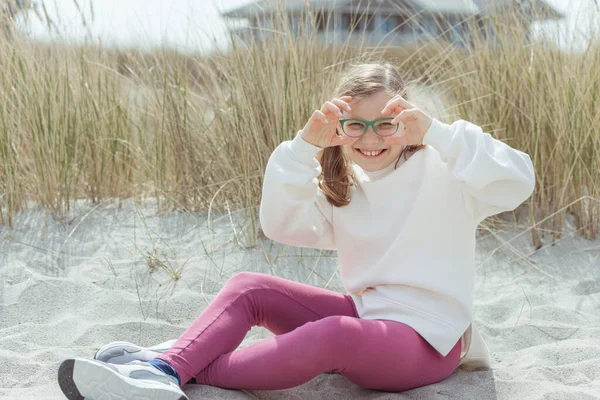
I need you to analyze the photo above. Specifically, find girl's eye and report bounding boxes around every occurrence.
[349,123,364,127]
[378,123,393,127]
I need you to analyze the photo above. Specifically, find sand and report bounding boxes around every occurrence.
[1,198,600,399]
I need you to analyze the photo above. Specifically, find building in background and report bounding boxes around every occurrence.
[221,0,564,48]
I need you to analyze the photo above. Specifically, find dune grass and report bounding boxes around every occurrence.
[0,0,598,251]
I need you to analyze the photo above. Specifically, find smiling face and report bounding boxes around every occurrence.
[340,91,405,172]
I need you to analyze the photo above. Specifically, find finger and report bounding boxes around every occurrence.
[313,109,329,123]
[331,98,352,113]
[322,101,342,118]
[394,109,419,124]
[390,95,415,109]
[381,100,405,116]
[390,118,406,131]
[383,105,405,117]
[381,95,414,115]
[331,133,355,146]
[340,95,353,101]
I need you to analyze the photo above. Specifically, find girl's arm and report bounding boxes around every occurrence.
[259,130,336,250]
[422,119,536,225]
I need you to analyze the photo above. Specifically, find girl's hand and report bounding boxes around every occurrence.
[301,96,358,149]
[380,95,434,147]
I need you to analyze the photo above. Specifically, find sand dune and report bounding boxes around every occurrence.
[1,199,599,399]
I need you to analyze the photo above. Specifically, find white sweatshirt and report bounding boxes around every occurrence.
[259,118,536,370]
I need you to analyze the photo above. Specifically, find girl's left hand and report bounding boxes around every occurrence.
[380,95,434,146]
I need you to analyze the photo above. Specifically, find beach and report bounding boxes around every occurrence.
[1,198,599,399]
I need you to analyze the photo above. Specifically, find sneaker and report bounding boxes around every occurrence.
[94,339,176,364]
[58,358,188,400]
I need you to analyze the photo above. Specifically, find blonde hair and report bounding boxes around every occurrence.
[317,63,426,207]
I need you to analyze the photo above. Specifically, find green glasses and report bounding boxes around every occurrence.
[339,117,400,137]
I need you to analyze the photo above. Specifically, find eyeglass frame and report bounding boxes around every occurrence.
[338,117,400,137]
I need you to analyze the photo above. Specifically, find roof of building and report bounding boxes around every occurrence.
[412,0,478,14]
[222,0,479,18]
[472,0,564,19]
[222,0,563,20]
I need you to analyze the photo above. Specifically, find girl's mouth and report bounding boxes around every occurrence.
[354,148,387,158]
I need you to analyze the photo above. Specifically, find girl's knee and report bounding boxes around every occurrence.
[219,272,289,305]
[225,271,271,289]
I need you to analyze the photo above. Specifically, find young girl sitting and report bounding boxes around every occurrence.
[57,62,535,400]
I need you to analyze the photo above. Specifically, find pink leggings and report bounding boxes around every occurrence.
[156,272,461,392]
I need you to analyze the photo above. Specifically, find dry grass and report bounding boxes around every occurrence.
[0,0,598,249]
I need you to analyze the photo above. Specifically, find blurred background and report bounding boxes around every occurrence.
[8,0,600,53]
[1,0,599,248]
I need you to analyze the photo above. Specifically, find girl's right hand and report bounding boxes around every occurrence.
[300,96,358,149]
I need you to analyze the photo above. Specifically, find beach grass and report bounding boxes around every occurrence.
[0,0,598,249]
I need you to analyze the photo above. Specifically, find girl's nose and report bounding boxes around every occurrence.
[361,127,382,144]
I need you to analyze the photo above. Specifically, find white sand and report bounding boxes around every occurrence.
[1,198,600,399]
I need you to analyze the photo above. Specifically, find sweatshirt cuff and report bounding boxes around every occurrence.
[289,130,323,164]
[422,118,452,153]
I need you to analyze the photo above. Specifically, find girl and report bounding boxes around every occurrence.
[57,63,535,400]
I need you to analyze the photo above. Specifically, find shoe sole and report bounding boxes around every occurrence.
[94,341,147,363]
[94,340,174,363]
[58,358,187,400]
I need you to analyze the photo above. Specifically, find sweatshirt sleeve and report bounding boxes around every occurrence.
[259,130,337,250]
[422,118,536,225]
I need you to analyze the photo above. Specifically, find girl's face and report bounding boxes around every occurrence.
[340,91,405,172]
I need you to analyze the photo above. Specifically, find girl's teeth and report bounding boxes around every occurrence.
[359,149,383,157]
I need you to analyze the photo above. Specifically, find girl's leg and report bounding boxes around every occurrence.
[194,316,462,392]
[156,271,358,385]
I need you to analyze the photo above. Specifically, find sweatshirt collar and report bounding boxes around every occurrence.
[359,160,398,179]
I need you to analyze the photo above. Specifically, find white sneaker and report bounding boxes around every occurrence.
[94,339,176,364]
[57,358,188,400]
